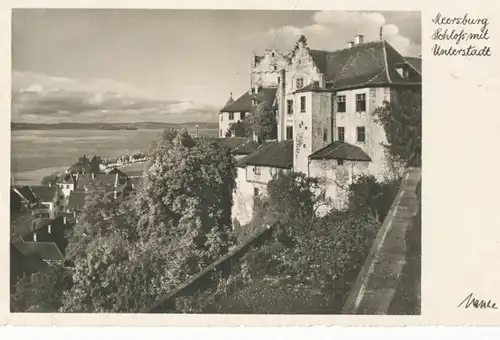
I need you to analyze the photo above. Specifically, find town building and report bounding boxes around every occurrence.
[222,34,422,227]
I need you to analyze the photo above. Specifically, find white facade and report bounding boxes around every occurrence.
[229,37,419,227]
[219,111,248,138]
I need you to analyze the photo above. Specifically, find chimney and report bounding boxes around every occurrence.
[114,173,119,188]
[252,131,259,143]
[48,224,52,234]
[92,172,95,180]
[354,34,364,45]
[379,26,383,41]
[318,73,326,88]
[347,41,354,48]
[33,232,37,242]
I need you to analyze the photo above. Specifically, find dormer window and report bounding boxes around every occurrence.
[296,78,304,89]
[396,67,405,78]
[252,99,258,106]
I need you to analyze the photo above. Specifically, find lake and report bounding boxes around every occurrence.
[11,128,218,185]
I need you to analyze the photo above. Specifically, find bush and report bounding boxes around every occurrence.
[347,174,400,222]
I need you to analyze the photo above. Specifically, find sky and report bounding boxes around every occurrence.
[12,9,422,124]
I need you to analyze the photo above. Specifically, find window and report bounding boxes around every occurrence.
[337,159,344,166]
[220,115,223,121]
[356,93,366,112]
[271,52,275,57]
[220,129,222,137]
[357,126,366,142]
[273,65,277,71]
[286,126,293,140]
[229,112,234,120]
[300,96,306,112]
[66,185,69,189]
[240,112,245,120]
[253,166,261,175]
[287,100,294,114]
[254,187,259,197]
[337,95,346,112]
[296,78,304,89]
[278,76,281,84]
[323,128,328,142]
[337,127,345,142]
[252,99,258,106]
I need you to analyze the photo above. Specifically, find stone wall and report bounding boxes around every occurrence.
[341,167,421,315]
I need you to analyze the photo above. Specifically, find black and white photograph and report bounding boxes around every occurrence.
[10,9,422,315]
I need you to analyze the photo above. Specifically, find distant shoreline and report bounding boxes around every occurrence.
[11,121,219,131]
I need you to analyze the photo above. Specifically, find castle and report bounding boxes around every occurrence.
[219,34,422,227]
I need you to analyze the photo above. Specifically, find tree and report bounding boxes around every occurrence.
[241,170,380,304]
[246,102,277,141]
[11,265,72,312]
[41,171,60,185]
[225,120,251,138]
[89,155,102,173]
[374,88,422,167]
[62,128,238,312]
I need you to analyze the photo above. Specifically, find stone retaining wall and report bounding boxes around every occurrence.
[341,167,421,314]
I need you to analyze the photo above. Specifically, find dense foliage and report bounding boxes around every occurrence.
[374,89,422,167]
[232,170,398,312]
[9,128,237,313]
[11,265,72,312]
[246,102,277,142]
[225,120,252,138]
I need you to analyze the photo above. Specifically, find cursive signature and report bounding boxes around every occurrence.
[458,293,498,310]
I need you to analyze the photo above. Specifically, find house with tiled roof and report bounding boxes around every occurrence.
[232,141,293,223]
[56,171,76,198]
[228,34,421,226]
[29,184,60,218]
[219,87,278,138]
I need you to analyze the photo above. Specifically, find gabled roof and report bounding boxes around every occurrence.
[232,140,261,155]
[307,41,420,91]
[13,186,37,203]
[14,241,64,262]
[29,185,57,203]
[68,191,87,210]
[309,141,371,162]
[236,140,293,169]
[216,137,250,152]
[76,173,127,190]
[404,56,422,75]
[221,87,277,112]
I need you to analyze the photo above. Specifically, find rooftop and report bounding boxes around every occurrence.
[67,191,87,210]
[220,87,277,113]
[76,173,127,190]
[309,141,372,162]
[307,40,421,91]
[14,241,65,262]
[29,185,57,203]
[13,186,37,203]
[231,140,261,155]
[236,140,293,169]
